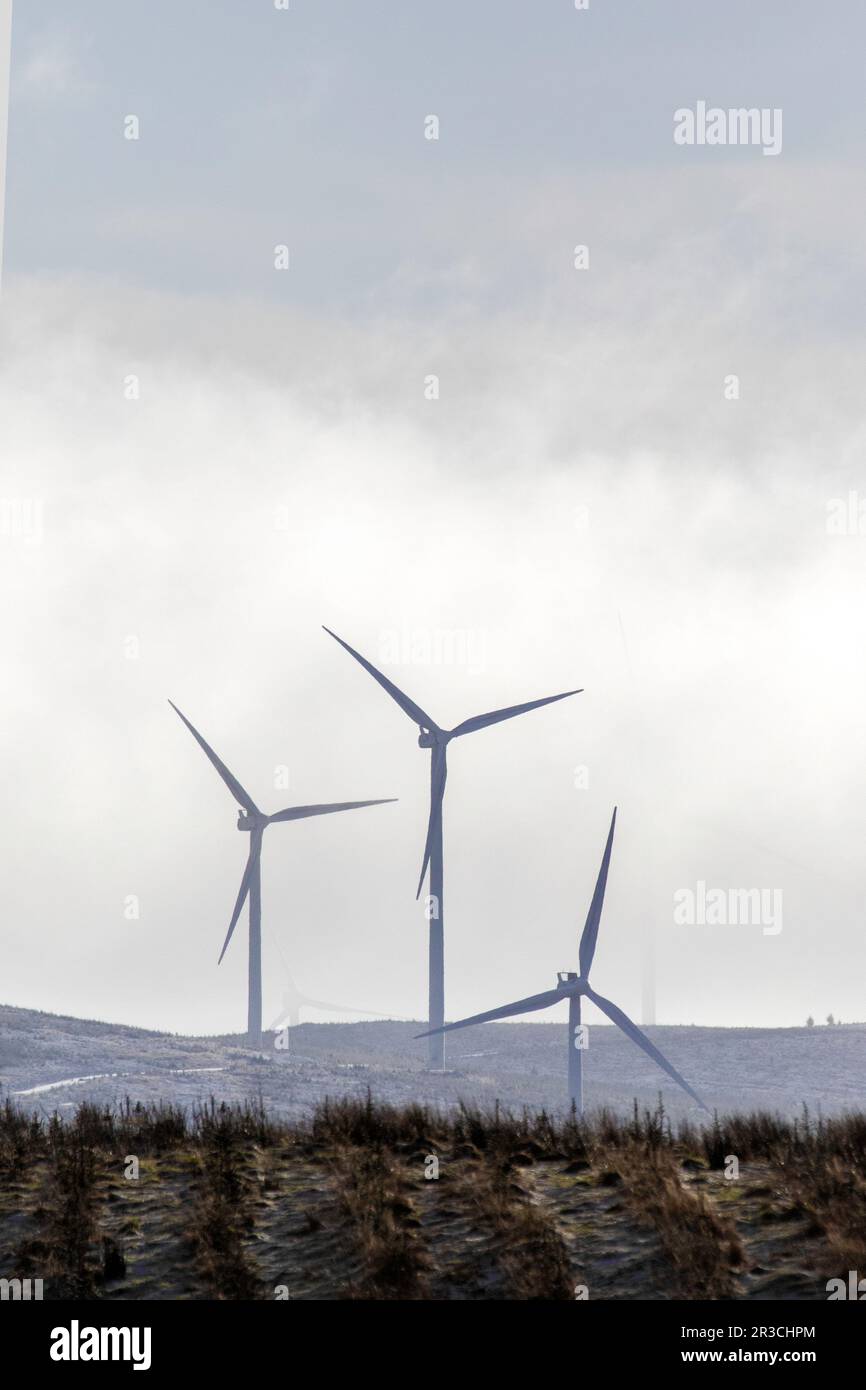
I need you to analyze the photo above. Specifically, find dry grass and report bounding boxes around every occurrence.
[13,1126,103,1298]
[333,1143,429,1299]
[184,1122,263,1300]
[789,1155,866,1277]
[0,1097,45,1177]
[615,1145,743,1299]
[1,1091,863,1300]
[457,1153,573,1299]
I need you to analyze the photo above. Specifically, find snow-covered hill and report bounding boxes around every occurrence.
[2,1004,864,1122]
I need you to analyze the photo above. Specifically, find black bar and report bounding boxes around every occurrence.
[4,1295,857,1377]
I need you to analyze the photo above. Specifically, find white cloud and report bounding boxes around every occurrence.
[0,261,864,1036]
[15,30,94,103]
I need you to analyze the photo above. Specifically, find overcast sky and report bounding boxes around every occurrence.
[1,2,865,1036]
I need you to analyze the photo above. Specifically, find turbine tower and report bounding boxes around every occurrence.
[418,808,707,1112]
[170,701,395,1049]
[323,627,581,1069]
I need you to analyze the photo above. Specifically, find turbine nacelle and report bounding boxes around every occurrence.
[418,726,449,749]
[556,971,583,994]
[237,810,265,832]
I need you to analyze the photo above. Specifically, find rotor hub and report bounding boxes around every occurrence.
[418,726,449,749]
[557,971,583,993]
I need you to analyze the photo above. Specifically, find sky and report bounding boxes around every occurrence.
[1,2,865,1036]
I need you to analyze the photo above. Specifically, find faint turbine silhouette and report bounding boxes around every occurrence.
[617,608,657,1027]
[268,974,399,1031]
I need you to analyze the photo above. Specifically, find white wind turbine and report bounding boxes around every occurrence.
[419,809,707,1112]
[170,701,395,1049]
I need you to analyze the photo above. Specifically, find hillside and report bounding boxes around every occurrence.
[2,1004,865,1123]
[1,1094,862,1301]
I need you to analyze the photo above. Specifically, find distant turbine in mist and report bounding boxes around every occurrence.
[323,627,581,1069]
[169,701,395,1049]
[418,808,707,1112]
[618,608,656,1027]
[268,974,399,1031]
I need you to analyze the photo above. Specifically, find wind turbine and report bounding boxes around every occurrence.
[169,701,395,1049]
[323,626,581,1069]
[268,974,400,1031]
[418,808,708,1112]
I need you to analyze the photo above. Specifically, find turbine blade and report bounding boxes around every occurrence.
[168,701,259,815]
[268,999,395,1027]
[218,838,261,964]
[579,807,617,977]
[268,798,396,823]
[416,746,447,899]
[415,987,564,1038]
[322,627,440,731]
[450,688,582,739]
[584,986,709,1111]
